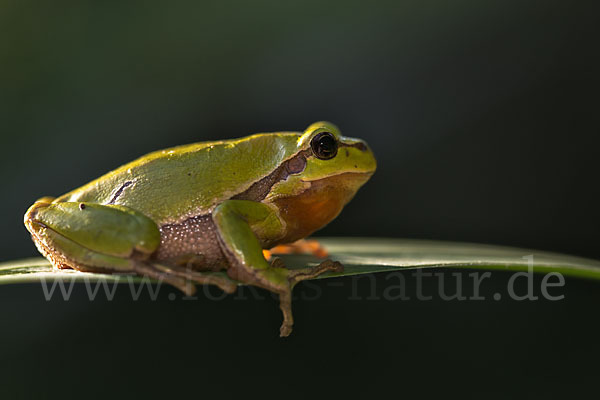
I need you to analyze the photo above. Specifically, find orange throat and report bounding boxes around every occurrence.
[271,172,371,244]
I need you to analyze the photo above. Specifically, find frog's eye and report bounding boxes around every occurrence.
[310,132,338,160]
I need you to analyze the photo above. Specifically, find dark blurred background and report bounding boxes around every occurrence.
[1,0,599,398]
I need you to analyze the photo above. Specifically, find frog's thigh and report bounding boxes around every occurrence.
[25,200,160,272]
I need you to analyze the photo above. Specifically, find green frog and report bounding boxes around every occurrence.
[24,121,376,336]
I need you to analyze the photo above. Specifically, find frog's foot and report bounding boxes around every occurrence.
[131,262,196,296]
[278,290,294,337]
[288,259,344,285]
[151,262,237,294]
[226,259,342,337]
[263,239,329,260]
[277,260,343,336]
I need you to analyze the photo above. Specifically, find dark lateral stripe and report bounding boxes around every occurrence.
[233,149,312,202]
[232,141,365,203]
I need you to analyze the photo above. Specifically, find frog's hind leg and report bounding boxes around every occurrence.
[24,199,234,295]
[24,200,147,272]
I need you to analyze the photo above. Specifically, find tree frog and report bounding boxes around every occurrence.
[24,121,376,336]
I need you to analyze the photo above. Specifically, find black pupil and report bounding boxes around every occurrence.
[314,133,337,159]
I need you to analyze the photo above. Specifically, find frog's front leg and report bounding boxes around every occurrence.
[24,199,236,294]
[212,200,343,337]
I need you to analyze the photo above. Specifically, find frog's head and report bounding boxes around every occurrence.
[267,121,377,242]
[296,121,377,180]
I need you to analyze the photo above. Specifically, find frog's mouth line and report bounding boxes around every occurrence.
[300,170,374,185]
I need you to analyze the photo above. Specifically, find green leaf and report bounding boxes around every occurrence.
[2,238,600,287]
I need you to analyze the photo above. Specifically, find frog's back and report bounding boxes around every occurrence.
[56,132,302,224]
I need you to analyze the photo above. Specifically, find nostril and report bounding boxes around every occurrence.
[355,142,368,152]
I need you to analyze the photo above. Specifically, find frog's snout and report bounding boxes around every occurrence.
[24,197,55,232]
[354,141,368,152]
[351,139,377,175]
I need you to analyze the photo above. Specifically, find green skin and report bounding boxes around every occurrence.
[24,121,376,336]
